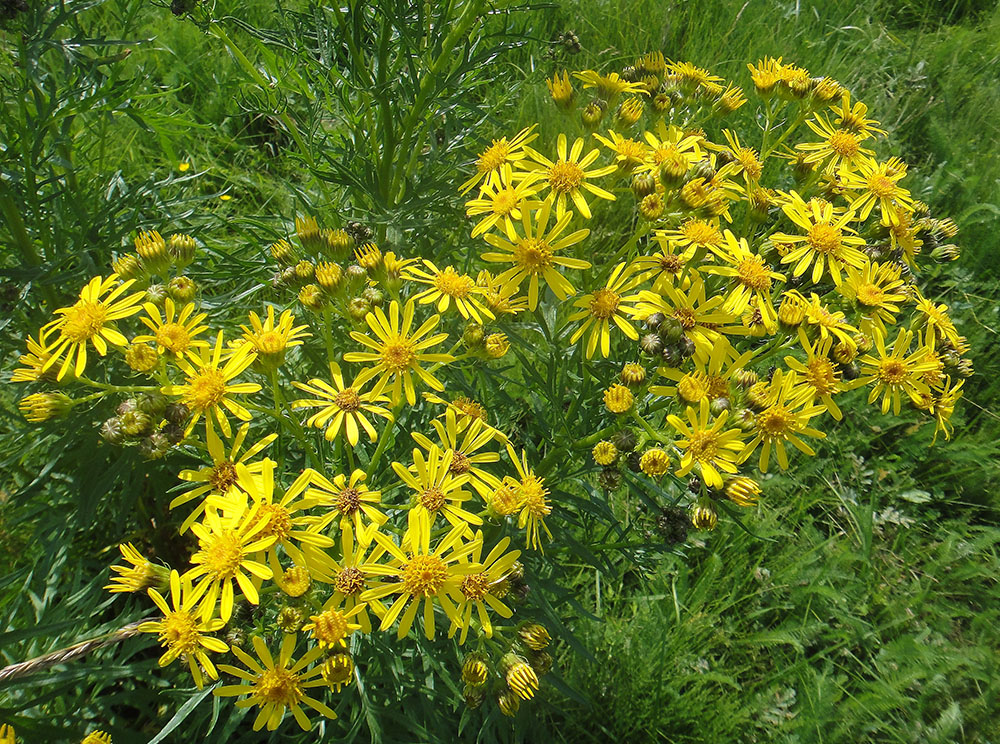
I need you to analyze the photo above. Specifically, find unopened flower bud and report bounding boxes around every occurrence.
[167,276,197,303]
[168,233,197,267]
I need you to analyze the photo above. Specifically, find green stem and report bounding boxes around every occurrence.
[367,399,406,477]
[77,377,158,394]
[631,408,668,444]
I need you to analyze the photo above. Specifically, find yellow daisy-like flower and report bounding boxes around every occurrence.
[81,732,112,744]
[404,259,495,324]
[212,461,335,577]
[392,445,483,549]
[215,634,337,731]
[630,234,695,290]
[572,70,647,100]
[796,113,875,171]
[41,274,145,379]
[304,468,388,542]
[592,130,650,172]
[240,306,310,369]
[637,123,703,176]
[481,199,591,310]
[658,217,724,256]
[476,270,530,316]
[448,533,521,644]
[362,523,482,640]
[568,262,644,358]
[465,164,542,239]
[162,332,261,439]
[460,125,538,194]
[139,570,228,689]
[134,297,209,364]
[739,369,827,472]
[302,525,386,633]
[911,289,963,349]
[506,444,552,551]
[770,191,866,285]
[524,133,617,219]
[344,299,454,406]
[412,407,502,499]
[185,502,275,622]
[783,337,848,420]
[635,275,737,363]
[721,129,762,183]
[838,157,915,224]
[668,59,724,89]
[301,600,365,649]
[916,376,964,443]
[858,329,936,415]
[667,398,747,489]
[702,230,785,329]
[291,363,393,445]
[0,724,14,744]
[830,91,886,138]
[105,542,168,594]
[784,290,860,352]
[172,423,276,533]
[839,260,906,341]
[12,327,59,383]
[747,57,785,95]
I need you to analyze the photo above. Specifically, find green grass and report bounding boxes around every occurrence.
[2,0,1000,741]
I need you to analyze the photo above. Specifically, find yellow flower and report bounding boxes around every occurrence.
[301,600,365,649]
[506,444,552,551]
[830,91,886,137]
[739,370,826,472]
[18,391,73,423]
[138,571,229,688]
[162,332,261,439]
[302,524,386,633]
[412,407,503,499]
[796,113,875,171]
[770,191,867,285]
[658,218,724,256]
[838,157,914,224]
[241,306,310,369]
[747,57,785,95]
[404,259,495,324]
[721,129,762,183]
[344,299,454,406]
[41,274,145,379]
[702,230,785,329]
[784,290,860,351]
[572,69,647,100]
[362,523,482,640]
[592,441,618,465]
[726,476,761,506]
[568,263,644,358]
[783,337,848,420]
[911,289,963,350]
[639,448,671,477]
[134,297,209,364]
[476,270,529,316]
[212,461,335,578]
[547,70,575,108]
[291,363,393,445]
[393,445,483,549]
[635,275,737,363]
[304,468,389,542]
[524,133,617,219]
[917,376,964,443]
[481,199,591,310]
[12,327,59,383]
[667,398,747,488]
[460,125,538,194]
[185,503,275,622]
[593,130,650,172]
[81,732,112,744]
[668,59,724,89]
[603,383,634,414]
[448,533,521,643]
[215,635,337,731]
[637,122,703,176]
[858,329,936,415]
[172,423,276,533]
[504,655,540,700]
[839,260,906,341]
[465,163,543,239]
[105,542,169,593]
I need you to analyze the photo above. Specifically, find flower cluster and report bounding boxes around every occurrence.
[8,50,971,735]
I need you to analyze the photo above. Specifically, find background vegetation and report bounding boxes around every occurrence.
[1,0,997,741]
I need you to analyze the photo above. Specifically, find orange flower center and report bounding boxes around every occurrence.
[433,268,474,298]
[419,486,446,513]
[756,405,793,438]
[258,503,292,542]
[254,665,303,706]
[856,283,886,307]
[334,566,365,596]
[805,357,838,394]
[402,554,448,597]
[589,288,621,319]
[548,160,584,193]
[867,174,896,198]
[878,358,908,385]
[686,429,720,462]
[337,487,362,515]
[681,220,721,246]
[209,460,238,492]
[491,188,519,217]
[460,573,491,601]
[449,452,471,475]
[62,301,108,342]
